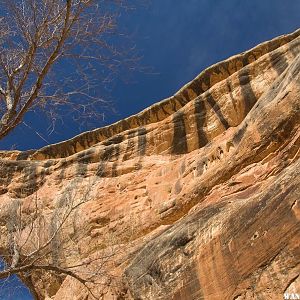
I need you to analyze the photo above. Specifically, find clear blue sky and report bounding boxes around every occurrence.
[0,1,299,298]
[1,1,299,151]
[0,275,33,300]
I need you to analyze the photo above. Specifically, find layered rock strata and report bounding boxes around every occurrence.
[0,28,300,300]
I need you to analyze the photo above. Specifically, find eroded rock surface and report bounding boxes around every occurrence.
[0,29,300,300]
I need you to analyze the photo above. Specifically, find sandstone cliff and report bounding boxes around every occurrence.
[0,28,300,300]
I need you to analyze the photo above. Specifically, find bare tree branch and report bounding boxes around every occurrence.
[0,0,139,140]
[0,170,123,299]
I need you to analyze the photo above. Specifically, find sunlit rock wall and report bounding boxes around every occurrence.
[0,28,300,300]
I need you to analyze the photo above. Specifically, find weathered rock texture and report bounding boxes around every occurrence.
[0,29,300,299]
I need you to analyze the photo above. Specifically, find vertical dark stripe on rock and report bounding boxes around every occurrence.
[206,92,230,130]
[242,54,249,67]
[111,143,121,177]
[76,149,94,177]
[42,147,56,159]
[190,80,203,96]
[0,161,15,194]
[171,111,188,154]
[77,155,88,177]
[160,104,169,117]
[55,159,67,184]
[96,161,106,177]
[12,162,39,197]
[233,123,248,145]
[16,150,34,161]
[288,39,300,58]
[182,90,190,103]
[270,51,289,75]
[151,106,159,121]
[238,68,257,116]
[194,98,208,148]
[111,162,118,177]
[121,120,130,131]
[123,130,136,161]
[226,79,238,113]
[137,128,147,156]
[97,145,114,177]
[101,145,115,161]
[177,95,189,107]
[57,167,65,184]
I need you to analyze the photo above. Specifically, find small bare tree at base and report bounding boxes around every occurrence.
[0,0,137,140]
[0,169,123,299]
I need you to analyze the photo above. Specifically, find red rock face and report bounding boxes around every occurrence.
[0,29,300,300]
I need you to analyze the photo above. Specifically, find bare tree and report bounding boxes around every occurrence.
[0,0,136,140]
[0,175,122,299]
[0,1,138,296]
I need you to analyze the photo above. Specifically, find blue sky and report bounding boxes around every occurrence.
[0,1,299,298]
[0,275,33,300]
[0,0,299,151]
